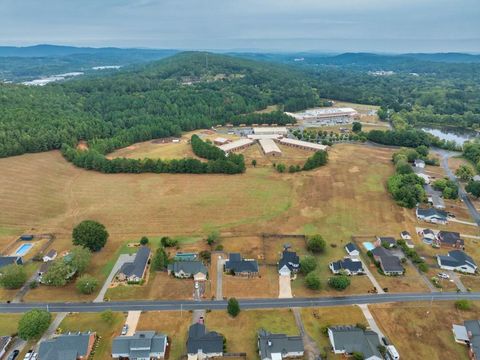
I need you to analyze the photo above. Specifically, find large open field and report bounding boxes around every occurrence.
[370,301,480,360]
[0,142,426,300]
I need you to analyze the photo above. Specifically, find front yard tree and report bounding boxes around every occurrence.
[0,264,27,289]
[76,274,99,294]
[300,256,317,274]
[42,260,71,286]
[305,272,321,290]
[152,247,168,271]
[69,246,92,274]
[18,309,51,340]
[466,181,480,198]
[456,165,474,182]
[352,122,362,133]
[207,231,220,246]
[73,220,109,252]
[227,297,240,317]
[328,275,351,290]
[307,235,326,253]
[101,310,114,324]
[140,236,149,245]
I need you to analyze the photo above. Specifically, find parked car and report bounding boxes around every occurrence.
[438,272,450,279]
[23,350,36,360]
[121,324,128,335]
[382,336,391,346]
[7,350,20,360]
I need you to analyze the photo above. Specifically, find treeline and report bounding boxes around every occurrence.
[61,143,245,175]
[367,129,460,151]
[191,134,225,160]
[276,150,328,173]
[228,111,294,126]
[463,141,480,171]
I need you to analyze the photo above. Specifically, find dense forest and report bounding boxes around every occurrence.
[1,50,479,170]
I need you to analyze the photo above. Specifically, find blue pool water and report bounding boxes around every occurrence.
[15,243,33,256]
[362,242,375,251]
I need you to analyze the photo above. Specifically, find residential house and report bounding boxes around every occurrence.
[174,252,198,262]
[414,159,426,168]
[345,242,360,257]
[257,329,304,360]
[0,336,12,358]
[329,258,364,276]
[187,323,224,360]
[424,184,445,209]
[117,246,151,283]
[278,249,300,276]
[375,236,396,248]
[453,320,480,359]
[224,253,259,277]
[435,231,464,249]
[0,256,22,270]
[38,332,96,360]
[421,228,436,245]
[112,331,167,360]
[168,261,208,279]
[371,247,404,276]
[328,326,383,360]
[437,250,477,274]
[416,207,448,224]
[43,249,57,262]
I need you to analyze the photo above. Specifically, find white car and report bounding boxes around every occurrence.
[23,351,37,360]
[121,324,128,335]
[438,272,450,279]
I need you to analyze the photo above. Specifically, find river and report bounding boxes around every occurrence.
[420,126,479,146]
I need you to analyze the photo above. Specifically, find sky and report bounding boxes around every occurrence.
[0,0,479,53]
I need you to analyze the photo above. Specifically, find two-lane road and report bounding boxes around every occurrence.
[2,292,480,314]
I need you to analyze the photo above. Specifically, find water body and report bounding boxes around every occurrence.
[421,126,479,146]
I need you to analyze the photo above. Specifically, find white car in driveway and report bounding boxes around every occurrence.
[438,272,450,279]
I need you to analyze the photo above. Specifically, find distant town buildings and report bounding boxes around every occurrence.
[286,107,358,127]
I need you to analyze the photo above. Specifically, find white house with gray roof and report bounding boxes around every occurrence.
[437,250,477,274]
[328,326,383,360]
[38,332,96,360]
[187,323,224,360]
[257,329,304,360]
[453,320,480,359]
[112,331,167,360]
[168,261,208,279]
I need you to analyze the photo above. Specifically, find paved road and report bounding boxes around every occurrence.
[435,148,480,226]
[2,292,480,314]
[94,253,134,303]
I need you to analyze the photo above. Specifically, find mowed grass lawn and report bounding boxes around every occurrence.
[206,309,299,359]
[370,301,480,360]
[0,314,22,336]
[59,312,125,360]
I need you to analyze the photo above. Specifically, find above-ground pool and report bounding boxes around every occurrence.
[14,243,33,256]
[362,242,375,251]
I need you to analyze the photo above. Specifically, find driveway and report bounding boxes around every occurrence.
[215,256,225,300]
[278,274,292,298]
[360,259,385,294]
[192,309,205,324]
[358,304,385,340]
[447,270,467,292]
[3,337,27,359]
[94,253,135,302]
[292,308,321,360]
[124,311,141,336]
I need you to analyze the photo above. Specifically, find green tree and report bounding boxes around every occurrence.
[300,256,317,274]
[72,220,109,252]
[160,236,178,247]
[276,163,286,173]
[328,275,351,290]
[467,181,480,198]
[352,352,365,360]
[227,297,240,317]
[395,160,413,175]
[307,235,326,253]
[69,246,92,274]
[455,165,475,182]
[0,264,27,289]
[455,299,472,311]
[42,260,73,286]
[76,274,99,294]
[251,159,257,167]
[207,231,220,246]
[18,310,51,340]
[101,310,114,324]
[352,122,362,133]
[305,272,321,290]
[416,145,429,157]
[152,247,169,271]
[140,236,149,245]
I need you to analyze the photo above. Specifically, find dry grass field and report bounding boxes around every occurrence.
[0,314,23,335]
[137,311,192,360]
[370,301,480,360]
[205,309,298,359]
[223,265,279,298]
[0,142,434,300]
[59,312,125,360]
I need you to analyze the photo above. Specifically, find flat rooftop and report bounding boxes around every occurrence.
[279,138,328,151]
[288,107,357,119]
[259,138,282,154]
[218,138,254,152]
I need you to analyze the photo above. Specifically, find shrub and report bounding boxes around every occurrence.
[152,247,168,271]
[207,231,220,245]
[76,274,99,294]
[300,256,317,274]
[455,299,472,311]
[307,235,326,253]
[18,310,51,340]
[160,236,178,247]
[305,272,321,290]
[328,275,351,290]
[0,264,27,289]
[227,298,240,317]
[101,310,114,324]
[215,244,224,251]
[140,236,149,245]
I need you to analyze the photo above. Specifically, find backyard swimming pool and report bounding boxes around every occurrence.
[14,243,33,256]
[362,242,375,251]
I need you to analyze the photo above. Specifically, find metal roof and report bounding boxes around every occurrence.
[218,138,254,152]
[259,138,282,155]
[278,138,328,151]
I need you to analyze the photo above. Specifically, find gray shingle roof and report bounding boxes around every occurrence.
[258,329,303,359]
[438,250,477,270]
[167,261,207,275]
[278,250,299,272]
[112,331,166,357]
[187,323,223,355]
[371,247,403,273]
[38,332,94,360]
[225,253,259,274]
[0,256,22,269]
[329,326,382,359]
[331,258,364,273]
[416,207,448,219]
[345,242,359,253]
[438,231,464,246]
[118,246,150,278]
[465,320,480,357]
